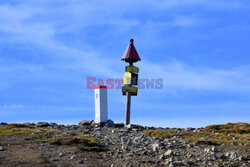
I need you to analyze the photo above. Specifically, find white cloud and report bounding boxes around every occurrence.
[140,60,250,93]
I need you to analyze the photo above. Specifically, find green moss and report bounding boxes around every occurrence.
[145,130,175,138]
[0,124,50,136]
[48,136,97,146]
[5,123,34,129]
[145,122,250,149]
[204,122,250,134]
[46,134,104,151]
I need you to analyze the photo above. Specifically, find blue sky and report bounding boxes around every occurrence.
[0,0,249,127]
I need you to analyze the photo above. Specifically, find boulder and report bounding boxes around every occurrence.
[78,120,94,127]
[0,122,8,126]
[36,122,50,127]
[104,120,115,127]
[50,122,58,126]
[125,124,143,129]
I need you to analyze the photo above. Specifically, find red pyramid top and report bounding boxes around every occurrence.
[121,39,141,63]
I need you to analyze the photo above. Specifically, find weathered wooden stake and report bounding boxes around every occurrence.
[125,92,131,125]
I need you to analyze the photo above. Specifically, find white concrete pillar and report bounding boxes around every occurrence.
[95,85,108,123]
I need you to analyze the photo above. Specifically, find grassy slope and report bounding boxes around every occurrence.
[145,122,250,149]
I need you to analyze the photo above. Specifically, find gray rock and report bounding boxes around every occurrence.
[165,157,175,165]
[70,156,76,160]
[238,156,243,161]
[125,124,143,129]
[0,122,8,126]
[174,152,180,156]
[105,119,115,127]
[50,122,57,126]
[211,146,218,152]
[78,160,84,164]
[159,154,166,160]
[152,143,160,152]
[94,127,101,131]
[40,143,46,147]
[36,122,50,127]
[78,120,93,127]
[0,146,4,151]
[59,152,64,157]
[225,151,237,159]
[204,148,211,153]
[164,149,173,156]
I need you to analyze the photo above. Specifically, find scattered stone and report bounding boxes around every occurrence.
[170,161,185,166]
[211,146,218,152]
[0,146,4,151]
[0,122,8,126]
[0,121,248,166]
[70,156,76,160]
[164,149,173,156]
[174,152,180,156]
[238,156,243,161]
[59,152,64,157]
[78,160,84,164]
[159,154,166,160]
[125,124,143,129]
[105,119,115,127]
[94,127,101,131]
[78,120,93,127]
[23,122,33,126]
[225,151,237,159]
[152,143,160,152]
[50,122,58,126]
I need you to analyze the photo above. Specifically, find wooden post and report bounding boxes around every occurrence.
[121,38,141,125]
[125,62,133,125]
[125,92,131,125]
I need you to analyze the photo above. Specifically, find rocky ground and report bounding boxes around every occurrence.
[0,121,249,167]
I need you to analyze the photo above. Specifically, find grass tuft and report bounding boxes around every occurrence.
[5,123,34,129]
[37,132,105,151]
[145,130,175,138]
[145,122,250,148]
[0,123,50,136]
[204,122,250,134]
